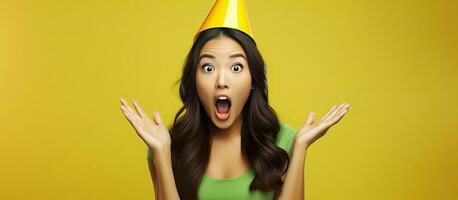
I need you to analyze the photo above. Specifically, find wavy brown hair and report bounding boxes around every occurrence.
[168,27,289,199]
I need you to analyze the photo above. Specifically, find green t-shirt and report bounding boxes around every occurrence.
[146,123,297,200]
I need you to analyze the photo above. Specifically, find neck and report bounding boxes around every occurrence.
[210,114,243,142]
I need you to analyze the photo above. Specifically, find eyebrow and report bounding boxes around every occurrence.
[199,53,247,61]
[229,53,247,60]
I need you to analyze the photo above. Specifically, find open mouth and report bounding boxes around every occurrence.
[215,98,231,121]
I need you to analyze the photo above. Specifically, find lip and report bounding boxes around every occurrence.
[214,93,232,103]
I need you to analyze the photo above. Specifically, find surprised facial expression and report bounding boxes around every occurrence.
[196,35,252,130]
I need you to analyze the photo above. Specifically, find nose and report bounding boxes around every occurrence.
[216,69,229,89]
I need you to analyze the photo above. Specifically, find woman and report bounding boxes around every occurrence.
[119,1,351,199]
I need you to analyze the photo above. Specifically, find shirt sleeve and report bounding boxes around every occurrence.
[282,123,297,157]
[276,123,298,157]
[147,146,153,160]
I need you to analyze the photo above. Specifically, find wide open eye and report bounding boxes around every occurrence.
[231,63,243,72]
[202,64,215,73]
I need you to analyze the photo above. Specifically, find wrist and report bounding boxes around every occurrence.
[292,139,309,153]
[151,145,171,162]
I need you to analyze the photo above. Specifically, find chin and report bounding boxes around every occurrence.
[210,111,241,130]
[211,116,233,130]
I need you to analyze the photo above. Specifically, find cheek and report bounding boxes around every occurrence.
[233,73,252,104]
[196,75,213,107]
[241,71,252,92]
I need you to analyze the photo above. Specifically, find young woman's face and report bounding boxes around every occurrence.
[196,34,252,130]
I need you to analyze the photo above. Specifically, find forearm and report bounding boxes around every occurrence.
[153,148,180,200]
[147,160,161,199]
[277,143,307,200]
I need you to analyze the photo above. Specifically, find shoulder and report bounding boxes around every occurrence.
[276,123,297,157]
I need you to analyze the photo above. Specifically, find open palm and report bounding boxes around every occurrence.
[119,98,171,152]
[294,102,351,148]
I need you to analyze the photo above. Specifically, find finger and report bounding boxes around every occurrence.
[324,103,347,122]
[152,111,163,126]
[120,105,133,117]
[119,98,137,115]
[132,99,148,118]
[330,106,350,124]
[121,105,148,135]
[305,112,315,125]
[317,105,337,124]
[120,105,139,126]
[299,112,316,132]
[120,105,127,112]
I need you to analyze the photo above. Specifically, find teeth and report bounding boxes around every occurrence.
[217,96,228,100]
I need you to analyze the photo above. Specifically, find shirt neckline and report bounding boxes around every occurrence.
[203,168,254,181]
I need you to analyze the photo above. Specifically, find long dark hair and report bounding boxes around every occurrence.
[168,27,289,199]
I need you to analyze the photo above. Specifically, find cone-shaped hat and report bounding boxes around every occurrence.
[194,0,254,42]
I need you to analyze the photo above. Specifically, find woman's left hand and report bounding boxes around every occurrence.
[294,102,351,149]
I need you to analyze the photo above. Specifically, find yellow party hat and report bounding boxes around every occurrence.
[194,0,254,42]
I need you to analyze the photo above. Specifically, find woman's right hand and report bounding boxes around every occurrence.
[119,98,171,154]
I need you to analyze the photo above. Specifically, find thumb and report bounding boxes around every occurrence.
[298,112,315,134]
[304,112,315,126]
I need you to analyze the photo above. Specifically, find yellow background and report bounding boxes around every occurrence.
[1,0,457,199]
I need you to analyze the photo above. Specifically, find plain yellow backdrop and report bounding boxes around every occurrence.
[1,0,457,199]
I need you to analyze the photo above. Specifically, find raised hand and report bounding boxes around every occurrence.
[119,98,171,153]
[294,102,351,149]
